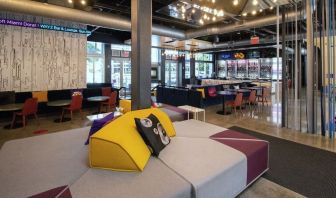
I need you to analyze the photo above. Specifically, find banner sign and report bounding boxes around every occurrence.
[0,18,91,35]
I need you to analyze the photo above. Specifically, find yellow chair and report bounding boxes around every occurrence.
[196,88,205,98]
[89,108,176,172]
[32,91,48,103]
[119,99,131,113]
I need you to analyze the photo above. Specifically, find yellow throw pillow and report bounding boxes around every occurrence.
[120,99,131,113]
[32,91,48,102]
[196,88,205,98]
[89,108,176,172]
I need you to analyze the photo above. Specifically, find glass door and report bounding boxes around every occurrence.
[111,58,122,88]
[165,60,177,86]
[111,57,131,88]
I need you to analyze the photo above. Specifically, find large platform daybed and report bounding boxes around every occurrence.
[0,112,268,198]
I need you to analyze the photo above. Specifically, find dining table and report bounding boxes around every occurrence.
[0,103,24,129]
[87,96,110,114]
[216,91,236,115]
[47,100,72,123]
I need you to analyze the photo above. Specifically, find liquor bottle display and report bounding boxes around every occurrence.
[248,59,260,79]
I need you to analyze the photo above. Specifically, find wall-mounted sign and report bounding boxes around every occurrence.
[248,51,261,59]
[234,52,245,59]
[0,18,91,35]
[219,52,232,60]
[250,36,260,45]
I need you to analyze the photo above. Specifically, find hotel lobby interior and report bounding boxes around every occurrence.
[0,0,336,197]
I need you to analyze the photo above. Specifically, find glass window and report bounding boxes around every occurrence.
[86,57,104,83]
[152,48,160,63]
[87,42,105,83]
[87,41,103,55]
[185,61,190,79]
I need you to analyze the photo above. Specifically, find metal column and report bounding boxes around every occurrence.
[160,50,166,85]
[190,56,196,84]
[104,43,112,84]
[306,0,315,133]
[281,7,287,128]
[131,0,152,110]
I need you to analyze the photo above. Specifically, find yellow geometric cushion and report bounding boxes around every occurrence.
[120,99,131,113]
[196,88,205,98]
[32,91,48,102]
[89,108,175,172]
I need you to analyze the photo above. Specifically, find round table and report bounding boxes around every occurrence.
[0,103,23,112]
[0,103,24,129]
[87,96,110,114]
[47,100,71,123]
[216,91,236,115]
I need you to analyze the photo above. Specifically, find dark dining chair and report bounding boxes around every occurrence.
[11,98,38,128]
[102,87,112,97]
[61,95,83,122]
[100,92,117,113]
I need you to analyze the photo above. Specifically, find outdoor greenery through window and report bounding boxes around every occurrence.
[87,42,105,83]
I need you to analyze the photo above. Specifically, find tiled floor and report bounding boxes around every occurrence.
[0,101,335,197]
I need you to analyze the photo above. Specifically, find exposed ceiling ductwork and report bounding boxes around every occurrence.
[0,0,301,43]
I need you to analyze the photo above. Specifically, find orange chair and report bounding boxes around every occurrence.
[61,95,83,122]
[102,87,112,97]
[11,98,38,128]
[100,92,117,113]
[258,88,271,106]
[247,90,257,108]
[226,93,243,114]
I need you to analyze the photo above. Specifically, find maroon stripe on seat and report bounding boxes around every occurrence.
[213,139,269,185]
[210,129,258,140]
[28,185,72,198]
[160,105,189,119]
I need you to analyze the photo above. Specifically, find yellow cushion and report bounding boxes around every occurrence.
[32,91,48,102]
[196,88,205,98]
[89,108,175,171]
[120,99,131,113]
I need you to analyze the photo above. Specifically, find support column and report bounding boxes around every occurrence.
[190,56,196,84]
[306,0,315,133]
[131,0,152,110]
[104,44,112,84]
[178,55,185,87]
[281,7,287,128]
[161,50,166,85]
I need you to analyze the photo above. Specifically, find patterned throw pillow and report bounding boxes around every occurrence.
[135,114,170,156]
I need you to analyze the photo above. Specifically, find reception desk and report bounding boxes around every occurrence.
[201,79,252,86]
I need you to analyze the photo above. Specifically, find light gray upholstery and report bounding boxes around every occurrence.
[159,137,247,198]
[0,127,90,198]
[174,119,226,138]
[70,158,192,198]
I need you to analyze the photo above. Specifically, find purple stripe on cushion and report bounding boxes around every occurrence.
[28,185,72,198]
[210,130,258,140]
[213,139,268,185]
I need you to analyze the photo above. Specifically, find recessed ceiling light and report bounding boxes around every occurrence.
[80,0,86,5]
[252,10,257,15]
[273,0,277,2]
[270,6,274,10]
[233,0,239,6]
[212,0,216,3]
[242,12,247,16]
[68,0,73,3]
[203,14,207,19]
[212,16,216,21]
[252,0,258,6]
[259,9,263,12]
[192,9,196,13]
[199,19,204,25]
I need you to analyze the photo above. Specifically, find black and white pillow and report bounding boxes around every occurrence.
[135,114,170,156]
